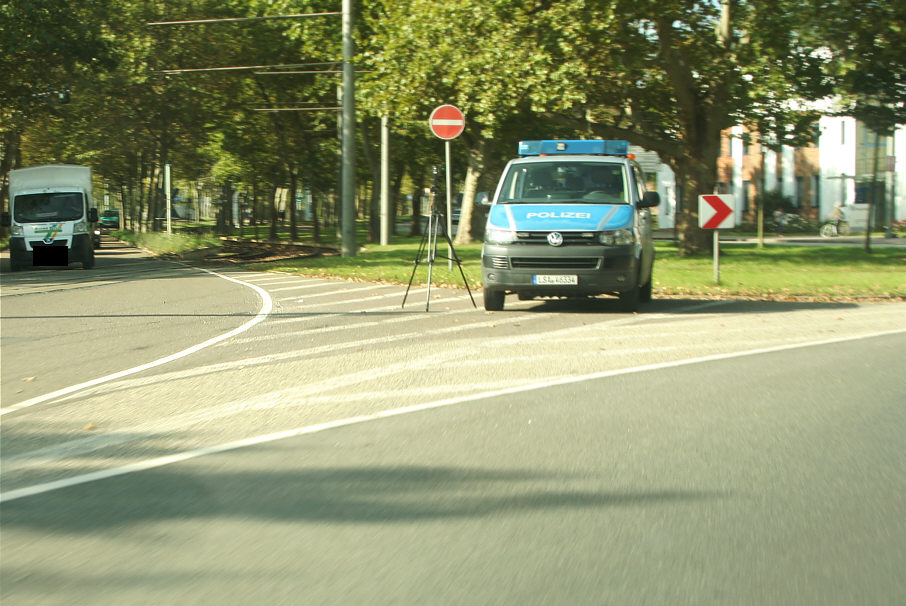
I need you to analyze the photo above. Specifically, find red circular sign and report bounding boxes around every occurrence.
[429,105,465,140]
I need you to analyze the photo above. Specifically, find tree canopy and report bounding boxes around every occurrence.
[2,0,902,252]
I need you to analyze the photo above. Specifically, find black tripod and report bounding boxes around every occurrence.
[402,188,476,312]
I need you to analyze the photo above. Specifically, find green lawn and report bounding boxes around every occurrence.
[250,240,906,300]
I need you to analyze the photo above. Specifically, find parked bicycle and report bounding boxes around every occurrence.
[819,219,850,238]
[820,206,849,238]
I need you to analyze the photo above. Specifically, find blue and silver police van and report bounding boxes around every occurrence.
[480,140,660,311]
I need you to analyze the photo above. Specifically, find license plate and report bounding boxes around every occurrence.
[533,274,578,285]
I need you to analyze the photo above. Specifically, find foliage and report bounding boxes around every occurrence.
[814,0,906,133]
[117,229,220,254]
[2,0,902,255]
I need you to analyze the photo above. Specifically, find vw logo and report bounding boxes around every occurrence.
[547,232,564,247]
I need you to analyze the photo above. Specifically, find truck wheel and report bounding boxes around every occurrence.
[483,288,505,311]
[9,253,24,272]
[83,248,95,269]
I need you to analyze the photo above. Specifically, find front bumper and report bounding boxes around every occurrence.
[481,243,639,296]
[9,234,93,266]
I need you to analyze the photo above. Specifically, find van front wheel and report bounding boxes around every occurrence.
[618,284,639,312]
[483,288,505,311]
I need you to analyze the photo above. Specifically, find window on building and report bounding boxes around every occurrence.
[742,180,750,212]
[795,177,804,208]
[812,175,820,209]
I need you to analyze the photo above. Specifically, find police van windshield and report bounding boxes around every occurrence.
[498,162,628,204]
[13,192,85,223]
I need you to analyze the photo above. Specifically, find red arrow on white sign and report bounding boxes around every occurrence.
[699,194,736,229]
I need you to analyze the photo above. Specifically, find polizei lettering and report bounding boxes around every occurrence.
[525,211,592,219]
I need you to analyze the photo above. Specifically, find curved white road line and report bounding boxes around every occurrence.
[0,265,272,417]
[2,328,902,503]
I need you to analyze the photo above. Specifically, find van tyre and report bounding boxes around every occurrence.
[483,288,505,311]
[618,284,640,312]
[639,273,652,303]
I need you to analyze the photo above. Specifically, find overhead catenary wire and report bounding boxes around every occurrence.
[148,12,341,26]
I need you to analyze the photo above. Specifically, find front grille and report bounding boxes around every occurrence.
[514,231,598,245]
[29,240,68,247]
[511,257,600,270]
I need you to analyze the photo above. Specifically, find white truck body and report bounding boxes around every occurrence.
[4,165,98,270]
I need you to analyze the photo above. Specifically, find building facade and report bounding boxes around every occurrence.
[650,118,905,231]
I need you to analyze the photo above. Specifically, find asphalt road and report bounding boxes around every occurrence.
[1,244,904,605]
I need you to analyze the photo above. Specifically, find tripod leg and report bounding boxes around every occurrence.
[425,213,438,311]
[402,221,432,308]
[441,230,477,308]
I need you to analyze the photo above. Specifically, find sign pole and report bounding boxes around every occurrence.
[713,229,720,284]
[445,139,453,270]
[698,193,735,285]
[428,104,465,271]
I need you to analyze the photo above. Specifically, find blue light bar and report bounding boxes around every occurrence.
[518,139,630,156]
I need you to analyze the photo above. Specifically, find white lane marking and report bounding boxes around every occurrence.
[3,327,902,503]
[250,278,326,287]
[0,266,273,416]
[269,282,338,293]
[281,284,395,302]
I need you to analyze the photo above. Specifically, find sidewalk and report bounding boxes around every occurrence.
[652,229,906,247]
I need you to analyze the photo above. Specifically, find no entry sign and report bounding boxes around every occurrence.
[429,105,465,140]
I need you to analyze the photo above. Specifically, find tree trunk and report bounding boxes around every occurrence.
[455,140,486,245]
[674,157,714,255]
[289,169,298,241]
[269,185,279,240]
[410,183,423,236]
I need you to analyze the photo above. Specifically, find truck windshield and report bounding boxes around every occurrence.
[497,162,628,204]
[13,192,85,222]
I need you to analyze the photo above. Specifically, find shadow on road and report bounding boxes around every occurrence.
[1,463,721,530]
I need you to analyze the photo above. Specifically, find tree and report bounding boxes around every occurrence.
[532,0,831,254]
[360,0,561,245]
[813,0,905,251]
[0,0,115,218]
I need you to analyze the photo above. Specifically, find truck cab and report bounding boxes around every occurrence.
[480,140,659,311]
[2,165,98,271]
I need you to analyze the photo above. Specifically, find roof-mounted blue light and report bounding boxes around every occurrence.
[518,139,630,157]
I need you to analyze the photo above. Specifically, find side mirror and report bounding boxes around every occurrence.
[89,208,99,222]
[1,212,10,227]
[476,192,491,206]
[640,191,660,208]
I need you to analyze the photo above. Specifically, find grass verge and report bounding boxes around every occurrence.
[244,240,906,301]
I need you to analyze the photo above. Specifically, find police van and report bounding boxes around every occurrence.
[480,140,659,311]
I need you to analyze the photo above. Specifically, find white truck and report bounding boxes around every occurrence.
[2,165,99,271]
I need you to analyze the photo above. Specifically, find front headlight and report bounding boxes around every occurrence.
[11,224,23,236]
[485,228,516,244]
[599,228,634,246]
[73,220,88,234]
